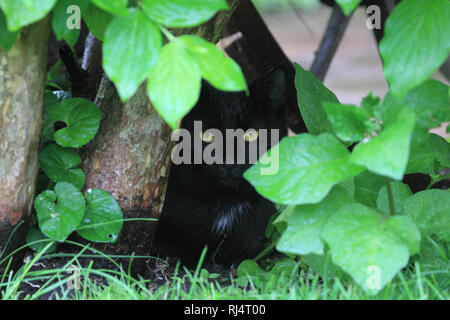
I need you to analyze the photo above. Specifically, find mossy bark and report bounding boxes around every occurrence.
[0,18,51,268]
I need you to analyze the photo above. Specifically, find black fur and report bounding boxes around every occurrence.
[155,68,288,266]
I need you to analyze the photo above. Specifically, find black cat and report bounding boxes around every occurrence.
[155,68,288,266]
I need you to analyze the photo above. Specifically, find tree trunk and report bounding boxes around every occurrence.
[0,18,51,268]
[81,0,243,263]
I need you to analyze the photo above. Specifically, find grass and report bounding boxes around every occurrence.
[0,239,448,300]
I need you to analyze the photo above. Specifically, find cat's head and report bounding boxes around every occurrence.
[171,67,288,195]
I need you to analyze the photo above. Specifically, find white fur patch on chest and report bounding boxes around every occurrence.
[211,201,251,235]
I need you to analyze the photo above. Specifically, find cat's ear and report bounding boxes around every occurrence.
[251,67,287,108]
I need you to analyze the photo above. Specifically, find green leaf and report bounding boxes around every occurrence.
[178,35,247,92]
[302,251,340,280]
[82,3,112,41]
[379,0,450,97]
[403,189,450,242]
[237,260,264,277]
[361,92,381,119]
[90,0,128,16]
[322,203,420,294]
[41,91,60,143]
[236,259,270,288]
[147,41,202,129]
[141,0,229,28]
[26,227,57,253]
[39,144,85,190]
[382,80,449,130]
[0,0,57,31]
[339,178,355,198]
[270,258,299,276]
[336,0,362,15]
[103,9,162,101]
[272,205,294,234]
[34,182,86,242]
[265,209,283,240]
[0,9,18,50]
[44,90,60,108]
[376,181,412,216]
[353,171,385,208]
[294,63,337,135]
[244,133,364,205]
[277,186,354,256]
[407,132,450,174]
[76,188,123,243]
[48,98,102,148]
[52,0,89,47]
[350,107,416,180]
[383,215,421,256]
[322,103,371,142]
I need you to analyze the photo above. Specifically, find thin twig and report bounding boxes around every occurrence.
[287,0,314,37]
[310,3,353,82]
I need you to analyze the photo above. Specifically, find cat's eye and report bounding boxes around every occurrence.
[200,131,216,143]
[243,129,259,142]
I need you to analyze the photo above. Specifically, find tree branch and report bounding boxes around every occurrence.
[310,3,353,82]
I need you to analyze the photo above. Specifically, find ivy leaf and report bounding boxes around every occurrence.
[244,133,364,205]
[376,181,412,216]
[52,0,89,47]
[48,98,102,148]
[302,251,340,280]
[76,188,123,243]
[141,0,229,28]
[382,80,449,130]
[0,9,18,50]
[178,35,247,92]
[403,190,450,242]
[277,186,354,256]
[82,3,112,41]
[350,107,416,180]
[335,0,362,15]
[0,0,57,31]
[379,0,450,97]
[360,92,381,119]
[353,171,385,208]
[272,205,294,235]
[322,103,371,142]
[34,182,86,242]
[383,215,421,257]
[236,259,266,287]
[41,91,60,143]
[294,63,336,135]
[237,260,264,278]
[147,41,202,129]
[26,227,57,253]
[103,9,162,101]
[44,90,60,108]
[322,203,420,294]
[90,0,128,16]
[39,144,85,190]
[407,132,450,174]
